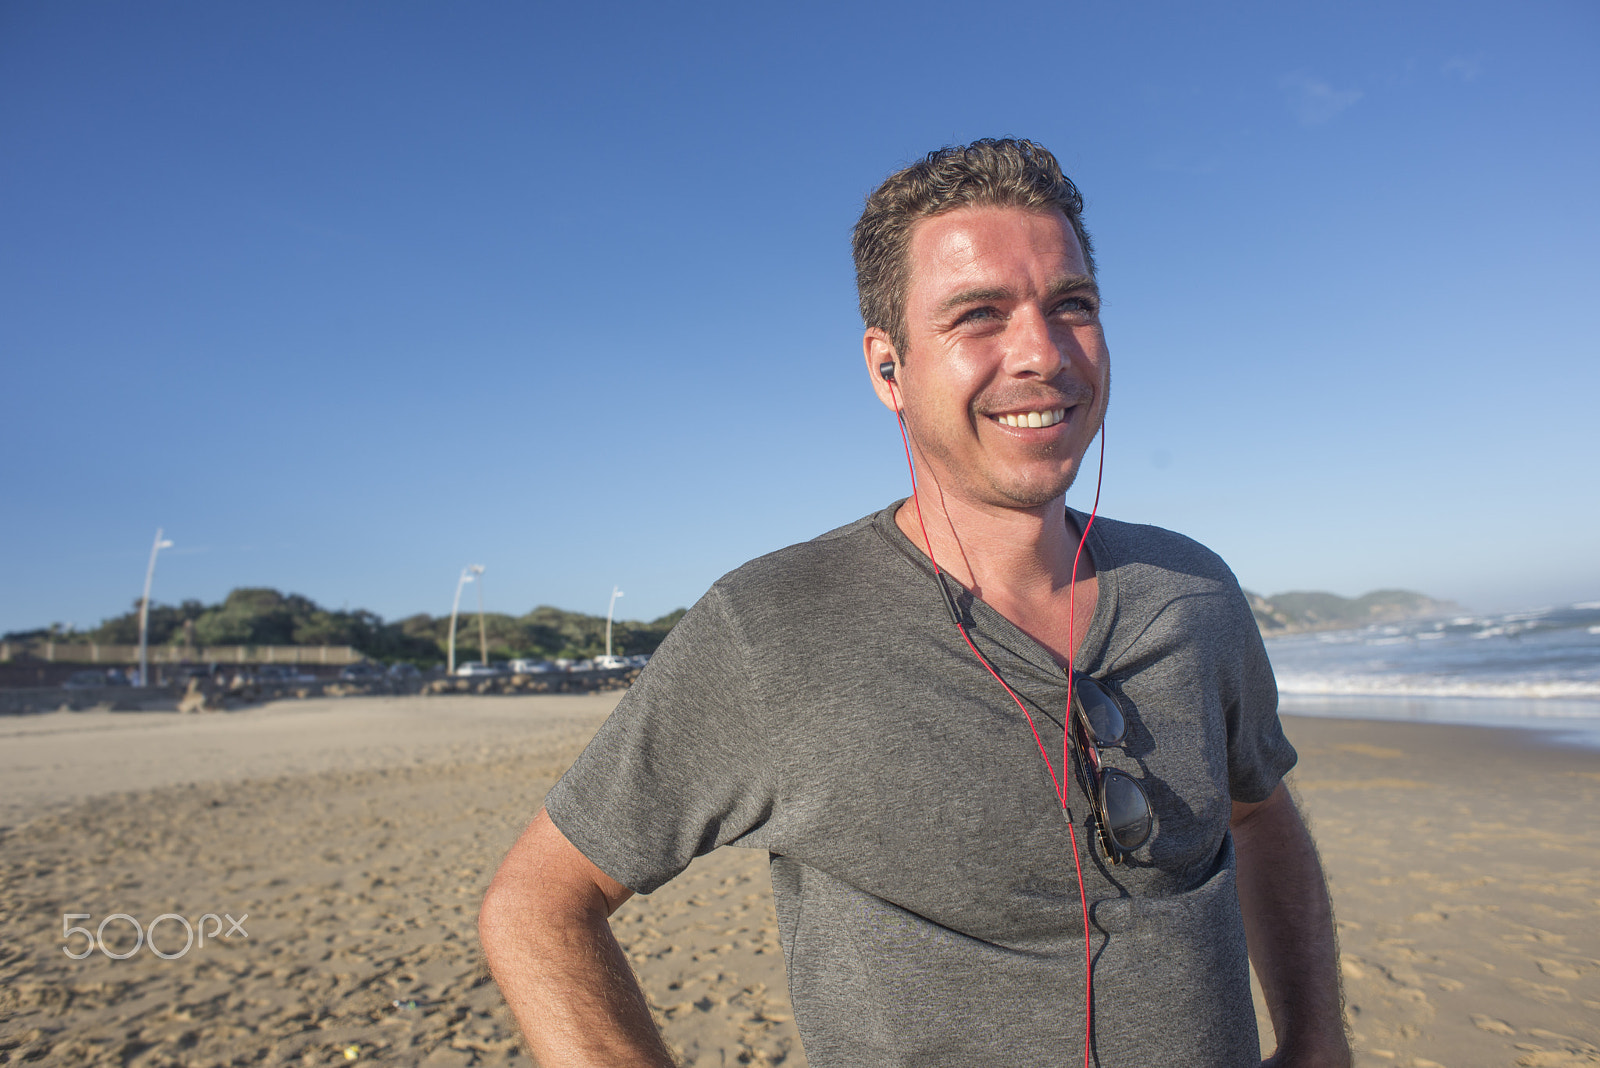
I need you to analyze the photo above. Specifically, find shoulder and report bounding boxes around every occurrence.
[1088,514,1240,588]
[714,508,899,601]
[1087,514,1261,647]
[670,507,917,655]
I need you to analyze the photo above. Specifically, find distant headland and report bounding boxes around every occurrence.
[1245,589,1461,636]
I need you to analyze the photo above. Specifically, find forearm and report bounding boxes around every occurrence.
[480,896,674,1068]
[479,810,676,1068]
[1232,784,1351,1068]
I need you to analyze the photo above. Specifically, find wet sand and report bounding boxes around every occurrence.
[1,695,1596,1066]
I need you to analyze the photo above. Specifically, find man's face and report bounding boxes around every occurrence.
[865,205,1110,513]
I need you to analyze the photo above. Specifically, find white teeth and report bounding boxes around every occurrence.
[997,409,1065,428]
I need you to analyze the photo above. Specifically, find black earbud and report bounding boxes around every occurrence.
[878,361,896,382]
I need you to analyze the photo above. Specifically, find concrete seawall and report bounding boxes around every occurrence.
[1,668,638,716]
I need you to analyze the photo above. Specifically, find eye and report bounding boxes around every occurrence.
[954,305,1002,325]
[1052,294,1100,321]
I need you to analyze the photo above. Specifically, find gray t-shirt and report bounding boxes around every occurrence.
[545,503,1295,1067]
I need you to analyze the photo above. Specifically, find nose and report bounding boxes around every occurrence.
[1001,307,1068,380]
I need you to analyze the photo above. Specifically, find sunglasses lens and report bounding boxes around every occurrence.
[1074,677,1126,746]
[1100,769,1152,851]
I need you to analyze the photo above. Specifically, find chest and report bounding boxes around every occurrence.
[752,624,1234,943]
[980,574,1099,667]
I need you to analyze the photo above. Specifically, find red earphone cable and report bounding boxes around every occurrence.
[888,380,1102,1066]
[1065,429,1105,778]
[891,398,1068,803]
[1064,425,1104,1068]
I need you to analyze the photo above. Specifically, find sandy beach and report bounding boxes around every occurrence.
[1,694,1596,1067]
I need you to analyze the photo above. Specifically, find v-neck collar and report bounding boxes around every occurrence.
[870,500,1118,679]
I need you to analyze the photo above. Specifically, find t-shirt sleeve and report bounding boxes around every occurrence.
[541,583,777,894]
[1220,581,1297,804]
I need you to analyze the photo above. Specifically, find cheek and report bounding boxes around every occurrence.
[931,351,998,408]
[1081,331,1110,380]
[907,358,981,410]
[901,384,977,451]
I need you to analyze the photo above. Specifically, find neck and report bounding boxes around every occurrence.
[895,482,1092,605]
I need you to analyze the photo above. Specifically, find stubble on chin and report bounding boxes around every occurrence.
[947,443,1084,513]
[988,467,1080,511]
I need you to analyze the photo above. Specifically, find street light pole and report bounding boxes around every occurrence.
[476,569,489,667]
[136,528,174,688]
[606,586,624,659]
[448,565,483,675]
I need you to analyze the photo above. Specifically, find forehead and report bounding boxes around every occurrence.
[904,206,1087,306]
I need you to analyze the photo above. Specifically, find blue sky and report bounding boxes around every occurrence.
[3,0,1597,633]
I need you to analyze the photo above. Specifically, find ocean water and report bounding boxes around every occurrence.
[1263,601,1600,746]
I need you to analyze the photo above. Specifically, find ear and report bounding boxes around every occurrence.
[863,328,901,412]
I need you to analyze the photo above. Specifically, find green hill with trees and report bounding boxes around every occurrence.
[4,589,687,666]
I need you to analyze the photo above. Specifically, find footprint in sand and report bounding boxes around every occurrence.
[1513,1053,1600,1067]
[1472,1013,1516,1034]
[1534,958,1585,979]
[1509,977,1573,1004]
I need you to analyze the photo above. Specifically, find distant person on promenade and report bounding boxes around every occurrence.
[480,138,1351,1067]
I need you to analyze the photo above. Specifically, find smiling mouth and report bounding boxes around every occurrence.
[990,408,1067,429]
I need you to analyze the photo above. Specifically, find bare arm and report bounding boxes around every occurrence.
[478,808,676,1068]
[1231,784,1352,1068]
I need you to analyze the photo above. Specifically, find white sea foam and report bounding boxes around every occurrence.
[1275,672,1600,702]
[1501,609,1551,623]
[1262,599,1600,730]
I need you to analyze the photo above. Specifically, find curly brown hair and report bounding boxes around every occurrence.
[852,138,1096,360]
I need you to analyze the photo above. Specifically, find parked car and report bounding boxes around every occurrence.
[454,662,506,678]
[338,662,385,681]
[592,654,629,670]
[508,659,557,674]
[256,665,317,685]
[63,669,110,689]
[568,659,596,673]
[387,662,421,680]
[627,654,651,668]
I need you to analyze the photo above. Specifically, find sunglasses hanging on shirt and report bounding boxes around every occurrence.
[1071,675,1153,862]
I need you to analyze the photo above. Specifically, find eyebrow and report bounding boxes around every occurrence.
[933,274,1099,317]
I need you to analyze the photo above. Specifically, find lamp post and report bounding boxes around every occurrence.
[476,569,489,667]
[448,565,484,674]
[136,528,174,688]
[606,586,624,659]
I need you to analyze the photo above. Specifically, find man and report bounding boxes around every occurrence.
[480,139,1351,1067]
